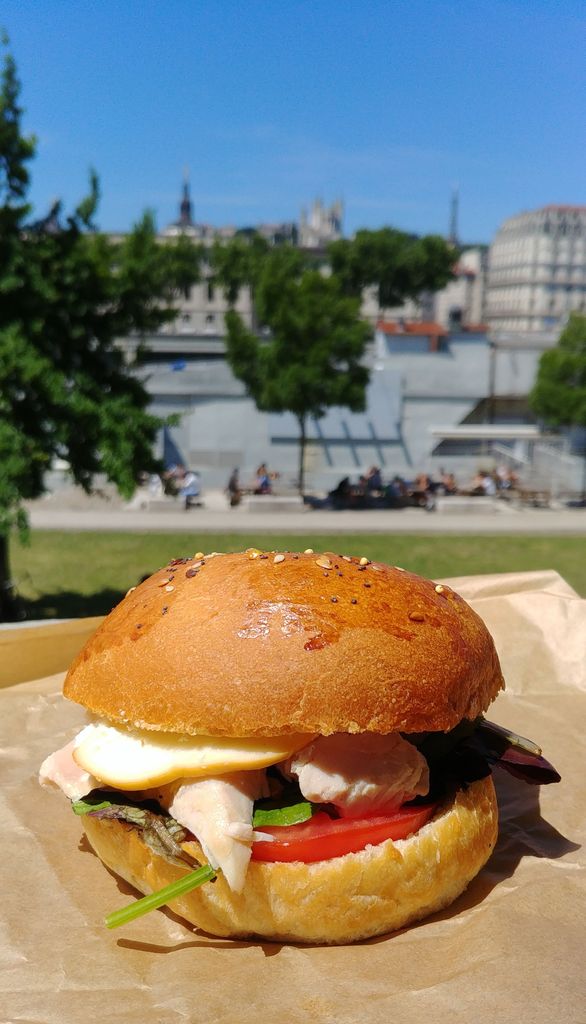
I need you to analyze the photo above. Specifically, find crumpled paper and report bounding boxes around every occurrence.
[1,570,584,1024]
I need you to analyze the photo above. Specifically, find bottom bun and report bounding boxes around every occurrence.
[83,777,498,944]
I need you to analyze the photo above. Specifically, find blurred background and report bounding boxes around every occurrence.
[1,0,585,622]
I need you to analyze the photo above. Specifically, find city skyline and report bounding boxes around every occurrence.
[4,0,585,242]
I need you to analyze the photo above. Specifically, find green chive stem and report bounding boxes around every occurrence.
[105,864,217,929]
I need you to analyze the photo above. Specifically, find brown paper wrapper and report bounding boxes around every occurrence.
[1,571,584,1023]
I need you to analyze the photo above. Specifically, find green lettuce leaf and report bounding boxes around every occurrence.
[253,799,313,827]
[72,795,114,815]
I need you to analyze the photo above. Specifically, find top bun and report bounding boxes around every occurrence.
[64,550,504,737]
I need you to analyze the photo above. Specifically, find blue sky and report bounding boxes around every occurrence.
[4,1,585,243]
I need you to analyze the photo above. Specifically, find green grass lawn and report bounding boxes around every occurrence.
[9,530,586,619]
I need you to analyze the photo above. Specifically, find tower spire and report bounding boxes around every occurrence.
[179,167,194,227]
[448,185,459,246]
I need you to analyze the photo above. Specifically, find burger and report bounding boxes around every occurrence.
[39,549,559,944]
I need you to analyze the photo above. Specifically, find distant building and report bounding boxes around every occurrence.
[158,181,340,335]
[158,179,494,335]
[162,174,229,242]
[430,190,487,330]
[486,205,586,332]
[114,184,586,492]
[299,198,343,249]
[118,318,583,495]
[162,176,298,245]
[375,320,448,354]
[433,247,488,331]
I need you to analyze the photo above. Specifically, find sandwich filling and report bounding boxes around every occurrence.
[40,716,558,896]
[40,726,429,891]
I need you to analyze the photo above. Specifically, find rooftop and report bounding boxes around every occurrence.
[542,205,586,212]
[377,320,448,337]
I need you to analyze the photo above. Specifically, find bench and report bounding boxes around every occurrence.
[517,488,551,508]
[435,496,499,515]
[124,494,197,512]
[246,496,305,514]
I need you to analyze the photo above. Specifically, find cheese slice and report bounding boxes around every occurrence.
[72,721,314,790]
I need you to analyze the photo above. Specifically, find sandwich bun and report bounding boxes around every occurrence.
[83,777,498,944]
[64,550,504,737]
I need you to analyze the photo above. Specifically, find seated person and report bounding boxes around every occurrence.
[410,473,432,507]
[388,475,408,497]
[253,463,272,495]
[366,465,383,493]
[482,472,497,496]
[441,471,458,495]
[470,471,486,495]
[328,476,352,507]
[179,468,202,509]
[162,464,181,496]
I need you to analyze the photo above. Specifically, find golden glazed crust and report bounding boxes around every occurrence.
[82,777,498,944]
[64,551,504,737]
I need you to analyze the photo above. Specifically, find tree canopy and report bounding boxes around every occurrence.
[529,313,586,501]
[328,227,455,312]
[224,247,371,494]
[529,313,586,428]
[0,41,201,618]
[210,232,270,305]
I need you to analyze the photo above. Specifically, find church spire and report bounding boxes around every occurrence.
[179,167,194,227]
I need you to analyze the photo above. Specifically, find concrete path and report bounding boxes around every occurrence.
[27,492,586,535]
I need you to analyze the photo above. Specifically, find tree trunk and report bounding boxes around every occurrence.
[250,284,258,334]
[0,531,21,623]
[297,415,307,497]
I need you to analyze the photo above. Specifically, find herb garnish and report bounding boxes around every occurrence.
[105,865,217,929]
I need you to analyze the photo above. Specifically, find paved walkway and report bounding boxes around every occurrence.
[27,492,586,535]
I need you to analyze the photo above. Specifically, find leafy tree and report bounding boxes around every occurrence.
[224,247,371,495]
[210,232,270,306]
[0,41,202,619]
[210,232,319,334]
[529,312,586,499]
[328,227,455,315]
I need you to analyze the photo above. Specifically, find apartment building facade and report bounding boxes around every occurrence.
[486,205,586,332]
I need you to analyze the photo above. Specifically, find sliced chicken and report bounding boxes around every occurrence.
[165,770,269,892]
[39,739,99,801]
[287,733,429,818]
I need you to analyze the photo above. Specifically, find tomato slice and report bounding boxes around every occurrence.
[251,803,436,863]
